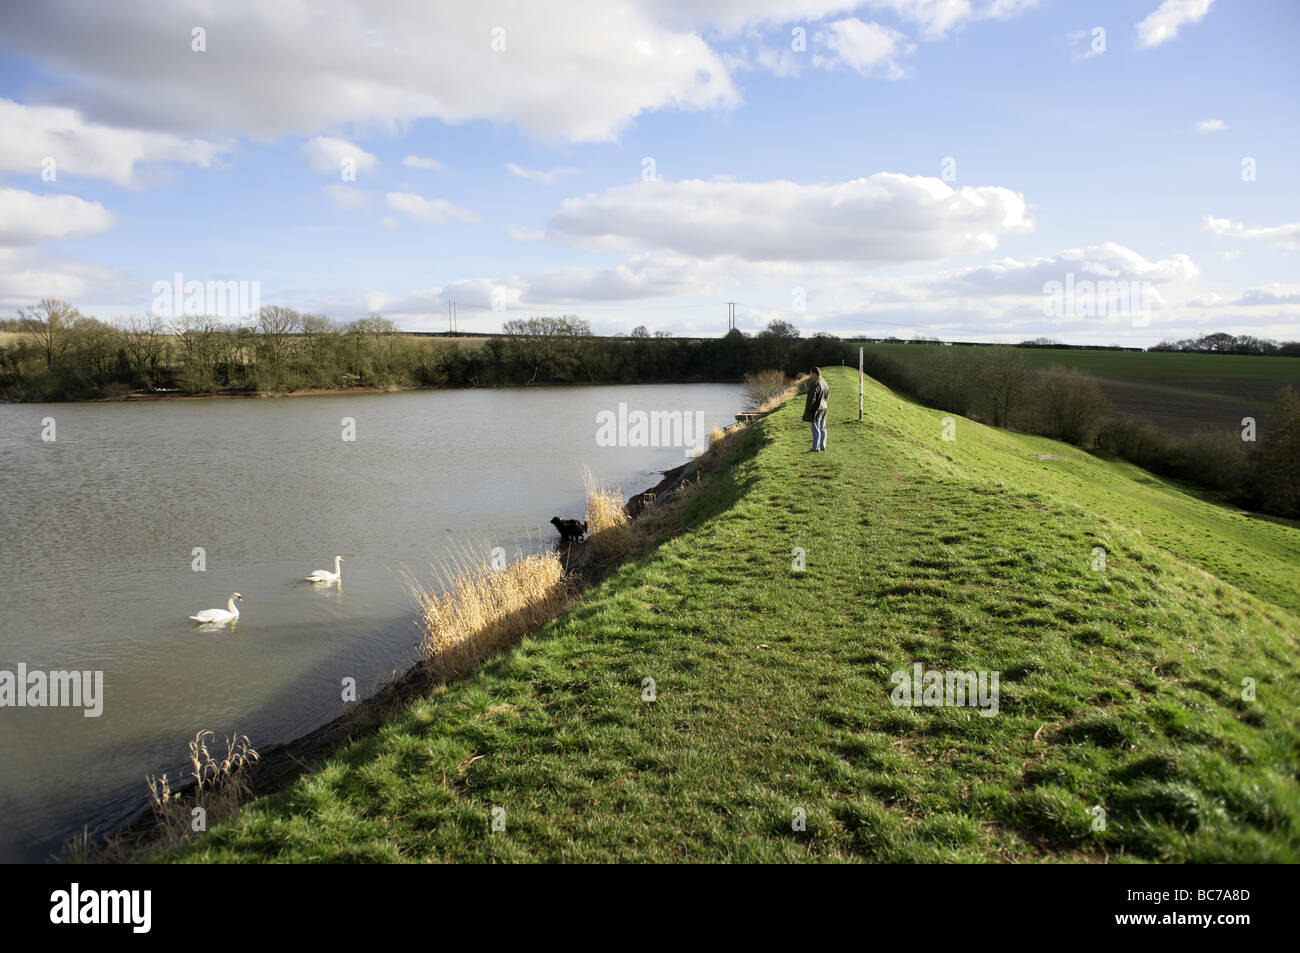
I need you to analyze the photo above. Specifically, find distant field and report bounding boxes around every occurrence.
[858,342,1300,435]
[401,333,493,349]
[0,331,23,347]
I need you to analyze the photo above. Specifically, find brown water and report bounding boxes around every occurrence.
[0,382,743,861]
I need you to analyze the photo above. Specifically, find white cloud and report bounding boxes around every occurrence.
[819,18,912,78]
[302,136,379,175]
[519,253,804,303]
[1195,119,1227,133]
[401,155,447,171]
[831,243,1197,312]
[0,188,116,245]
[864,1,973,39]
[508,227,547,242]
[652,1,860,34]
[547,173,1031,265]
[3,1,739,144]
[0,247,123,307]
[1187,284,1300,308]
[1231,284,1300,306]
[323,184,373,209]
[861,1,1039,41]
[1136,0,1214,49]
[924,243,1198,296]
[1205,215,1300,252]
[0,98,223,187]
[380,216,399,230]
[506,163,575,185]
[361,277,525,321]
[385,191,477,223]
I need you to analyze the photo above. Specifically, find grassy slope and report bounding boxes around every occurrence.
[168,367,1300,863]
[858,341,1300,382]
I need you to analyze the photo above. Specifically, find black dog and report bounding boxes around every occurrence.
[550,516,588,542]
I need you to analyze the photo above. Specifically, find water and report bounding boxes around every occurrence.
[0,382,743,861]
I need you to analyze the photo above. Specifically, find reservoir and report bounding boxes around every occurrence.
[0,381,744,861]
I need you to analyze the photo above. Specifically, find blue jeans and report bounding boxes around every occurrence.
[811,415,827,451]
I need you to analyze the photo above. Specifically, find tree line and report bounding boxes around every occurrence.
[0,301,858,402]
[1150,332,1300,356]
[7,299,1295,517]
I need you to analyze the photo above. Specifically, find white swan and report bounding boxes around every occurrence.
[305,556,343,583]
[189,592,242,624]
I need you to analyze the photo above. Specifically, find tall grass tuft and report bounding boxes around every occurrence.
[412,546,573,681]
[144,730,259,851]
[582,465,638,559]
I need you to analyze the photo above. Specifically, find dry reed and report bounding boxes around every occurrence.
[581,465,638,559]
[412,544,574,681]
[142,730,259,851]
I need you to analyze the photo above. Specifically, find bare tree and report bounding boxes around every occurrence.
[500,315,590,383]
[253,306,304,385]
[19,298,81,370]
[120,315,168,387]
[974,347,1031,428]
[69,315,122,381]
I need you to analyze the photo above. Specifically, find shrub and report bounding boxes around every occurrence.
[742,369,790,411]
[1250,385,1300,517]
[1022,366,1112,446]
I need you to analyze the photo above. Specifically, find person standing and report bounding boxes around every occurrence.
[802,367,829,452]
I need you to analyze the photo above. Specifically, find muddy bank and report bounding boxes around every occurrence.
[120,384,407,402]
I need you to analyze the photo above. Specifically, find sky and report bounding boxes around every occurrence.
[0,0,1297,345]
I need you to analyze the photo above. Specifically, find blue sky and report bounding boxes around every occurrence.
[0,0,1296,344]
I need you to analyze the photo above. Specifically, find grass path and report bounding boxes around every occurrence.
[166,368,1300,863]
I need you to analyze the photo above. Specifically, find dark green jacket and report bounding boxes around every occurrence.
[802,377,829,422]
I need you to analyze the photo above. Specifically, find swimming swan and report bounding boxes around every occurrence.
[189,592,243,624]
[305,556,343,583]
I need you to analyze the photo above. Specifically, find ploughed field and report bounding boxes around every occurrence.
[162,367,1300,863]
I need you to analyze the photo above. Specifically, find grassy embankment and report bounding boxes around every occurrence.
[164,366,1300,862]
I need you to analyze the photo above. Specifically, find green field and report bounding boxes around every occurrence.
[856,341,1300,381]
[858,342,1300,435]
[161,367,1300,863]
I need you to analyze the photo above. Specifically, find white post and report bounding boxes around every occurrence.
[858,347,863,421]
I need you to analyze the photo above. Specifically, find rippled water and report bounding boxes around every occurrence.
[0,382,743,861]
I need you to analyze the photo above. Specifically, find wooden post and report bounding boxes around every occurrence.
[858,347,863,421]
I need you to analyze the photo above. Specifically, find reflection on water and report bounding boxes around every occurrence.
[0,382,743,861]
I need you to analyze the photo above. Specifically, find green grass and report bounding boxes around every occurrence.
[859,341,1300,382]
[162,367,1300,863]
